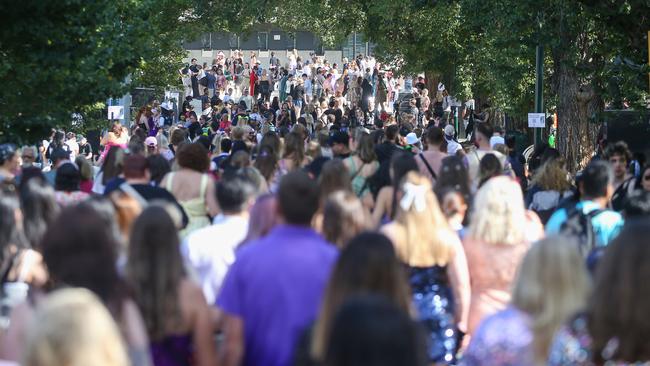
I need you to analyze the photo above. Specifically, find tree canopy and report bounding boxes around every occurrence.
[1,0,648,168]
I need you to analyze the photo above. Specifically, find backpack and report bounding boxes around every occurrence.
[559,207,604,258]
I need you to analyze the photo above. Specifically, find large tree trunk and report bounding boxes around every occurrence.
[555,60,601,174]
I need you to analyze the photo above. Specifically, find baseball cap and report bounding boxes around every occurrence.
[444,124,455,137]
[145,136,158,147]
[490,135,505,148]
[328,131,350,147]
[405,132,420,146]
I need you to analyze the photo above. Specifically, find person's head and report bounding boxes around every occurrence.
[55,162,81,192]
[22,288,129,366]
[438,187,468,223]
[144,136,158,155]
[122,154,149,180]
[312,233,412,361]
[277,170,319,226]
[604,141,632,180]
[424,126,445,147]
[20,146,37,166]
[587,219,650,363]
[0,143,19,172]
[385,152,418,210]
[468,176,526,245]
[127,205,185,341]
[578,160,614,201]
[108,190,142,246]
[511,236,590,363]
[324,295,427,366]
[176,142,209,172]
[531,158,571,192]
[254,145,278,183]
[639,165,650,192]
[477,153,502,188]
[283,132,306,169]
[474,123,493,148]
[101,146,124,185]
[42,201,125,310]
[0,192,27,260]
[394,172,452,265]
[319,159,352,202]
[170,128,188,147]
[435,155,471,206]
[74,156,93,182]
[353,132,377,164]
[216,172,255,215]
[385,125,399,143]
[322,191,371,247]
[240,194,277,245]
[146,155,171,186]
[19,178,59,249]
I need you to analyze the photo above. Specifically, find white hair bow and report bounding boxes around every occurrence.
[400,182,428,212]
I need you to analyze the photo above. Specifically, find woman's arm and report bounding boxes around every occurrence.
[190,285,218,366]
[446,234,471,334]
[205,176,220,217]
[371,187,391,228]
[121,299,153,366]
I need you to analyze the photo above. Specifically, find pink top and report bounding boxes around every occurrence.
[463,237,530,336]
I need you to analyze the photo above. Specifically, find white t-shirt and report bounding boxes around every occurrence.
[182,215,249,304]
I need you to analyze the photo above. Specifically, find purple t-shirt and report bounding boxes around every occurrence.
[217,225,338,366]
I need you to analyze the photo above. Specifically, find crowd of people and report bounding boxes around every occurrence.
[0,50,649,366]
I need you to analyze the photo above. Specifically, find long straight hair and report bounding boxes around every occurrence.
[127,206,186,341]
[511,236,590,364]
[310,232,411,361]
[394,172,453,266]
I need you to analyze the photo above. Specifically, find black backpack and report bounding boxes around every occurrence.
[559,207,604,258]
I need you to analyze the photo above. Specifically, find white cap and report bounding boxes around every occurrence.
[444,124,455,136]
[405,132,419,146]
[490,135,505,148]
[438,82,446,91]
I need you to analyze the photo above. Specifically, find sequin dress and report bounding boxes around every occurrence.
[408,265,458,364]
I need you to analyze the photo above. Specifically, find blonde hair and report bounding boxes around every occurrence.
[395,172,453,266]
[23,288,129,366]
[531,159,571,192]
[468,176,527,246]
[512,236,590,364]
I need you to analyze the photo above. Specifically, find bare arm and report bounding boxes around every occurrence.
[446,234,471,334]
[191,286,218,366]
[372,187,392,228]
[205,176,220,218]
[219,313,244,366]
[121,299,153,366]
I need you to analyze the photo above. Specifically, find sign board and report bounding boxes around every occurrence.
[108,106,124,120]
[528,113,546,128]
[202,50,213,58]
[273,34,281,41]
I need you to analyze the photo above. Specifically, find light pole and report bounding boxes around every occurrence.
[534,44,544,147]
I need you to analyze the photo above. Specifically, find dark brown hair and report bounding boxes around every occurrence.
[127,206,185,341]
[176,142,209,172]
[41,202,127,316]
[588,219,650,363]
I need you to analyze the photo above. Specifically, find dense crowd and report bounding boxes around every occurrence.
[0,50,649,366]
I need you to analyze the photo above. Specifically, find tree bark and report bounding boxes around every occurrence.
[555,61,601,174]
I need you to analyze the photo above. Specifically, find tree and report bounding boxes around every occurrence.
[356,0,648,172]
